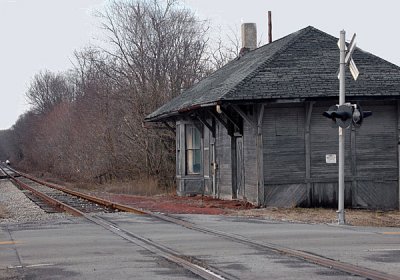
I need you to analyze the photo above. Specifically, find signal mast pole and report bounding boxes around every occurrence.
[338,30,346,224]
[324,30,365,224]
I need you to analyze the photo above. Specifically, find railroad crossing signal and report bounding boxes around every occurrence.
[325,31,373,225]
[331,30,365,225]
[323,103,372,128]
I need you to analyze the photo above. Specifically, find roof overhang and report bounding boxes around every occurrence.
[146,94,400,123]
[145,101,219,122]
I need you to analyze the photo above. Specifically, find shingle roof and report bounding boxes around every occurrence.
[146,26,400,121]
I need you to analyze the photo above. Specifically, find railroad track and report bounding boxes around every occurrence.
[1,165,399,280]
[0,165,227,280]
[0,164,17,179]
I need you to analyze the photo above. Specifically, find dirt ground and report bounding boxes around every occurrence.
[0,204,8,219]
[91,192,400,227]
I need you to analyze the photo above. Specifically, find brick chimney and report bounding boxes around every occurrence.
[240,23,257,56]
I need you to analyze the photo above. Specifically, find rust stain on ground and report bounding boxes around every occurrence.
[95,193,254,215]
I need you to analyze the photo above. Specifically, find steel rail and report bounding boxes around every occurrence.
[4,166,400,280]
[0,165,227,280]
[1,167,83,217]
[0,166,7,179]
[86,215,230,280]
[7,167,145,215]
[148,213,400,280]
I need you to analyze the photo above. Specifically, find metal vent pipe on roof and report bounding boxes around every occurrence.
[241,23,257,50]
[268,11,272,43]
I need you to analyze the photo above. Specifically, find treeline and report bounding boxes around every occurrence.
[0,0,235,187]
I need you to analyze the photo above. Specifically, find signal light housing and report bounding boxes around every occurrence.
[323,105,339,128]
[352,103,372,128]
[323,103,371,128]
[323,104,352,128]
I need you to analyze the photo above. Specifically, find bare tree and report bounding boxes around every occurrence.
[93,0,211,181]
[206,25,241,70]
[3,0,235,190]
[26,70,75,115]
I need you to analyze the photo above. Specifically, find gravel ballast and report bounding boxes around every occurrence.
[0,179,67,224]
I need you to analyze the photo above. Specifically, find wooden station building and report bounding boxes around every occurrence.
[146,26,400,210]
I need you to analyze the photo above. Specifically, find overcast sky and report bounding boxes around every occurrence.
[1,0,399,130]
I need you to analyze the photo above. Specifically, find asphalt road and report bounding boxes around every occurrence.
[1,213,399,279]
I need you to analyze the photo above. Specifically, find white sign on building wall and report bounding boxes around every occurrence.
[326,154,337,164]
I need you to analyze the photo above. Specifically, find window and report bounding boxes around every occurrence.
[186,125,201,174]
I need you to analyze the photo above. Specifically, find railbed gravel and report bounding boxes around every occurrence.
[0,179,68,224]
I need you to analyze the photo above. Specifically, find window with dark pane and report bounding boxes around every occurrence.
[185,124,201,174]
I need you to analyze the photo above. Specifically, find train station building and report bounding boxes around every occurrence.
[146,26,400,210]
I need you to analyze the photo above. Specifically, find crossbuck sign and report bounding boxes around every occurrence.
[338,33,359,80]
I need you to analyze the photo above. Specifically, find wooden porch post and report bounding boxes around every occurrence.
[257,104,265,206]
[398,101,400,210]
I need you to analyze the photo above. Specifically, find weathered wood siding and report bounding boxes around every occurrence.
[261,101,399,209]
[242,120,258,203]
[263,105,307,206]
[175,101,399,209]
[308,103,352,207]
[263,106,306,181]
[310,102,398,209]
[310,104,352,180]
[215,122,232,199]
[202,123,212,195]
[353,103,398,209]
[355,104,397,178]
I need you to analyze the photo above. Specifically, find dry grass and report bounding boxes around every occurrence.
[67,177,173,196]
[232,207,400,227]
[346,209,400,227]
[0,203,9,219]
[102,177,170,196]
[34,171,173,197]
